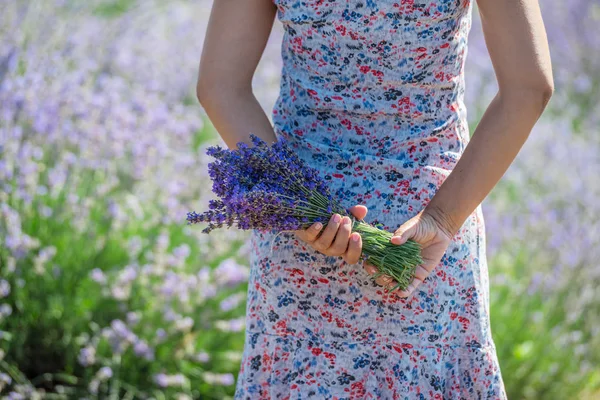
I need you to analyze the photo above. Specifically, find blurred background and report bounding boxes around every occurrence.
[0,0,599,399]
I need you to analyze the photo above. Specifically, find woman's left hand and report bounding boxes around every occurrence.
[363,207,457,298]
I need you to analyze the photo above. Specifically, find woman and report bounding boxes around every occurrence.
[197,0,553,398]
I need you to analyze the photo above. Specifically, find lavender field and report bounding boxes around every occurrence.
[0,0,599,399]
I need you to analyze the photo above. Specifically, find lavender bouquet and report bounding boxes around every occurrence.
[187,134,423,292]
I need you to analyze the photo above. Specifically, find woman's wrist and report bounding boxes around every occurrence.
[422,202,465,240]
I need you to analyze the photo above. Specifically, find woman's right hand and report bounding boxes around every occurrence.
[293,205,369,265]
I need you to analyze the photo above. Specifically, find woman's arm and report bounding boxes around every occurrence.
[422,0,554,238]
[370,0,555,297]
[196,0,367,264]
[196,0,278,150]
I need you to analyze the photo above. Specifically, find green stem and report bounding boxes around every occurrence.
[346,217,423,292]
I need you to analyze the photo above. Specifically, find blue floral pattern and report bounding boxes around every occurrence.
[235,0,507,398]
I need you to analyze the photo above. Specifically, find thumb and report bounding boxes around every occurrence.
[348,205,368,221]
[390,216,419,245]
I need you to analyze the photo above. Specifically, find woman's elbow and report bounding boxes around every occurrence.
[195,66,225,105]
[500,78,555,114]
[196,75,215,106]
[196,73,249,107]
[541,81,554,107]
[532,69,555,107]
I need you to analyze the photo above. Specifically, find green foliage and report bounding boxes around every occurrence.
[489,244,600,399]
[0,121,249,398]
[93,0,136,18]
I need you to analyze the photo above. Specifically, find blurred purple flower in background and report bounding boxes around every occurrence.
[0,0,598,399]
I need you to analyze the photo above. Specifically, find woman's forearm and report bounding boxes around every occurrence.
[423,87,553,238]
[198,88,277,150]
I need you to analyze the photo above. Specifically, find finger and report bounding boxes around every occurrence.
[403,265,429,294]
[408,279,423,294]
[303,222,323,242]
[348,205,368,220]
[413,264,432,283]
[293,229,309,242]
[392,287,412,298]
[293,229,306,241]
[312,213,342,252]
[374,274,395,287]
[329,216,352,255]
[392,278,421,298]
[363,261,377,275]
[343,232,362,264]
[375,278,393,287]
[390,221,417,245]
[391,268,427,298]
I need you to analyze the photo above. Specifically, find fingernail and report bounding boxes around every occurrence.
[390,235,402,244]
[351,233,359,242]
[343,216,351,225]
[333,214,341,223]
[314,222,322,230]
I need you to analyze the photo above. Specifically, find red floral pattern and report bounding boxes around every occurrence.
[235,1,507,398]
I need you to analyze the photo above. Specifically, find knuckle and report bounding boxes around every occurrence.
[314,244,327,254]
[328,248,341,257]
[322,249,334,257]
[346,247,359,263]
[330,243,346,255]
[339,220,351,233]
[305,232,318,242]
[319,238,332,248]
[311,240,323,251]
[322,235,336,247]
[317,232,331,244]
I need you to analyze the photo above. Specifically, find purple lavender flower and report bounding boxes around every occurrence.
[0,280,10,298]
[187,134,340,233]
[133,339,155,361]
[78,345,96,367]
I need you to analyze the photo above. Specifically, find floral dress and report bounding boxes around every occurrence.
[234,0,507,399]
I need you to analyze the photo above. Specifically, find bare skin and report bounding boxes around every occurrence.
[293,206,369,265]
[196,0,279,149]
[197,0,554,298]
